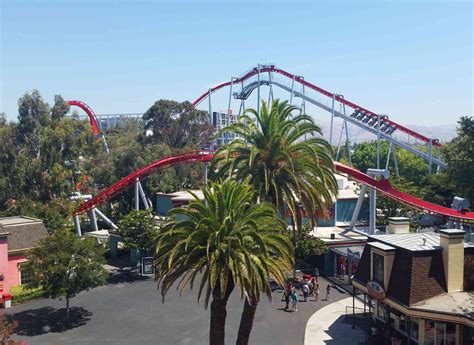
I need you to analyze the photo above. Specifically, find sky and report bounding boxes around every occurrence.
[1,0,472,125]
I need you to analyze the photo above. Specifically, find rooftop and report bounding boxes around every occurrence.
[0,216,49,252]
[412,291,474,321]
[370,231,473,251]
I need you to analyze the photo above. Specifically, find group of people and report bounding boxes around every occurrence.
[283,269,332,312]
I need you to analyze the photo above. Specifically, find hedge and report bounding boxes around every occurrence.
[10,285,45,304]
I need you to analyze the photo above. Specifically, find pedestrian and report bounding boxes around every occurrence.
[303,283,309,302]
[283,283,291,310]
[326,284,331,301]
[290,288,298,312]
[315,283,320,301]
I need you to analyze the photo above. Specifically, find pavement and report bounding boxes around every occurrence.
[304,297,367,345]
[5,269,352,345]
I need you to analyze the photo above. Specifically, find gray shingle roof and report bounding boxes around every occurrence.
[370,232,441,251]
[0,216,49,252]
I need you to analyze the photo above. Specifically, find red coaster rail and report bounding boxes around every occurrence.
[74,152,473,221]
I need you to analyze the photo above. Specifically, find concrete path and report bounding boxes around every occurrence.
[304,297,367,345]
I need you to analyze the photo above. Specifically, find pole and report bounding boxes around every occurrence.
[94,208,119,230]
[392,144,399,177]
[204,162,208,185]
[342,101,352,165]
[376,114,381,169]
[88,209,98,232]
[352,286,356,329]
[228,77,234,117]
[349,184,368,230]
[386,142,393,170]
[257,64,261,115]
[369,186,376,235]
[428,137,433,174]
[135,178,140,210]
[74,214,82,237]
[330,94,335,147]
[290,75,295,105]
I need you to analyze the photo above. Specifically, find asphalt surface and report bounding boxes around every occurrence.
[6,274,348,345]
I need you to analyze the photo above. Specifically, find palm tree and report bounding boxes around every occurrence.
[211,100,338,344]
[155,180,293,345]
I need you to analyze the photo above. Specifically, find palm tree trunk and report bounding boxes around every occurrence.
[235,298,258,345]
[209,277,234,345]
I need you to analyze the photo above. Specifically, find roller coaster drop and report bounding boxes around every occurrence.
[71,64,472,237]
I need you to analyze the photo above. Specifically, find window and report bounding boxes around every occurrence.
[19,264,34,286]
[373,253,384,284]
[409,318,419,340]
[376,301,388,320]
[425,320,456,345]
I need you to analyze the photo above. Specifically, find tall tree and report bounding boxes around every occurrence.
[143,99,214,148]
[23,229,107,320]
[442,116,474,203]
[17,90,50,151]
[211,100,337,344]
[155,180,293,345]
[117,209,159,255]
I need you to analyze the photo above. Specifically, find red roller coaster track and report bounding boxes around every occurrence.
[73,152,473,221]
[67,100,101,137]
[193,65,442,148]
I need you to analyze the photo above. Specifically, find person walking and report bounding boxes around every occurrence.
[326,284,331,301]
[314,283,320,301]
[290,288,298,312]
[303,282,309,302]
[283,284,291,310]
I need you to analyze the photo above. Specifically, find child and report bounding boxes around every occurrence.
[326,284,331,301]
[303,283,309,302]
[290,288,298,312]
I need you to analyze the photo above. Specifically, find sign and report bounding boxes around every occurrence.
[367,281,385,300]
[141,257,155,276]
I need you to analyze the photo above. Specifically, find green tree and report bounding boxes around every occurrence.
[117,209,159,255]
[442,116,474,203]
[143,99,214,148]
[155,180,293,345]
[211,100,336,344]
[23,229,107,320]
[211,100,338,234]
[295,224,328,260]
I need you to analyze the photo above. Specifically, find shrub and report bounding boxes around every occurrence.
[10,285,45,304]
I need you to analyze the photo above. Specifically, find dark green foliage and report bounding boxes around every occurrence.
[23,229,107,318]
[117,209,159,254]
[295,224,328,260]
[143,99,214,148]
[10,285,46,304]
[442,116,474,203]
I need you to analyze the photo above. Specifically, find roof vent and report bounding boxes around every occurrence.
[422,237,426,246]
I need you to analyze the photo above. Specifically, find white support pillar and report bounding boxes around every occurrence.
[428,137,433,174]
[376,114,381,169]
[330,94,336,147]
[74,214,82,237]
[267,71,273,105]
[88,209,99,232]
[290,75,295,105]
[257,64,261,115]
[369,187,377,235]
[137,181,149,209]
[342,101,352,166]
[349,184,368,230]
[392,144,400,177]
[386,142,393,170]
[94,208,118,230]
[135,178,140,211]
[228,77,234,116]
[204,162,208,185]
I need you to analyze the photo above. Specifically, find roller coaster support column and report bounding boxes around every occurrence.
[392,144,399,177]
[377,114,381,169]
[330,94,335,146]
[135,178,140,210]
[290,75,295,105]
[349,184,368,231]
[428,138,433,174]
[94,208,118,230]
[367,169,390,235]
[88,209,99,232]
[137,180,150,209]
[257,64,261,115]
[208,89,212,127]
[204,162,208,185]
[228,77,234,116]
[74,214,82,237]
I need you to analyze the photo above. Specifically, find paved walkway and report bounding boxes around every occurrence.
[305,297,367,345]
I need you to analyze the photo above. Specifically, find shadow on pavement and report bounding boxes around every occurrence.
[106,270,151,285]
[323,314,369,345]
[8,306,92,336]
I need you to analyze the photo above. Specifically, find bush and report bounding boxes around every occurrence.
[10,285,45,304]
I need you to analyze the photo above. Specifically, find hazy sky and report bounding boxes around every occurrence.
[1,1,472,125]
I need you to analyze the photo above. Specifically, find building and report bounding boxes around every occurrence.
[0,216,49,295]
[352,228,474,345]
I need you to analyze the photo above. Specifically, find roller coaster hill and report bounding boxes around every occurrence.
[69,64,474,243]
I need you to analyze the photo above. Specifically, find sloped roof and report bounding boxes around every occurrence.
[370,232,441,251]
[0,216,49,252]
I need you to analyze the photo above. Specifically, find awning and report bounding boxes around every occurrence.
[330,245,365,259]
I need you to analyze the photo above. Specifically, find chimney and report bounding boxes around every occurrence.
[387,217,410,234]
[439,229,465,292]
